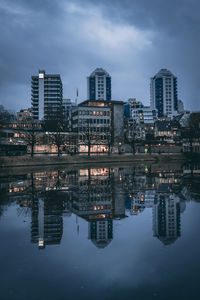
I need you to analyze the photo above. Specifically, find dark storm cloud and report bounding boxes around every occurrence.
[76,0,200,109]
[80,0,199,35]
[0,0,199,111]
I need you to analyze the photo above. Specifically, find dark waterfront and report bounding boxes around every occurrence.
[0,162,200,300]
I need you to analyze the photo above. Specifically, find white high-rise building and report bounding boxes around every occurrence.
[153,193,181,245]
[31,70,63,120]
[89,220,113,248]
[87,68,111,101]
[150,69,178,118]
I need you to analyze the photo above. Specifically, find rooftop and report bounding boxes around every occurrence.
[155,121,171,131]
[153,68,176,78]
[89,68,110,77]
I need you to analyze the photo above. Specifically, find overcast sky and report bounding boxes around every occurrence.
[0,0,199,112]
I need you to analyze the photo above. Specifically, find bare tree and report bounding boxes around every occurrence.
[145,133,155,155]
[107,133,113,155]
[49,120,66,157]
[18,121,41,157]
[181,113,200,154]
[79,121,110,156]
[43,105,67,157]
[0,105,16,123]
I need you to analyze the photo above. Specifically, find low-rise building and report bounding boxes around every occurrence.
[154,120,179,143]
[124,98,143,118]
[17,108,33,121]
[71,100,124,154]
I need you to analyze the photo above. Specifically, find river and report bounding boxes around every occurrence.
[0,162,200,300]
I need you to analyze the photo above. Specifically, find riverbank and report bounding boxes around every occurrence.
[0,153,186,169]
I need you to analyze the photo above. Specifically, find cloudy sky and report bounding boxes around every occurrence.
[0,0,199,112]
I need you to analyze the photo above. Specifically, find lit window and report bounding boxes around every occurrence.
[39,73,44,79]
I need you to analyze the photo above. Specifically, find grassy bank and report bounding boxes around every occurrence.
[0,153,186,169]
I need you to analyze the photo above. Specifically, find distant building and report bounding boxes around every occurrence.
[124,98,157,124]
[150,69,178,118]
[31,70,63,120]
[133,106,157,124]
[62,99,77,130]
[124,98,143,118]
[177,99,184,113]
[87,68,111,101]
[124,99,156,144]
[17,108,33,121]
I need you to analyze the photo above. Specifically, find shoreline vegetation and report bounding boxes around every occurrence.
[0,153,186,169]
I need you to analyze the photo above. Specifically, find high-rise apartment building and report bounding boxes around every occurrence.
[87,68,111,101]
[150,69,178,118]
[31,70,63,120]
[89,220,113,249]
[31,198,63,249]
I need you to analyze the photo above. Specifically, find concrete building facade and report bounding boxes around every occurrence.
[71,100,124,153]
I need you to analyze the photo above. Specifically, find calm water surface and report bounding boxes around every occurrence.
[0,162,200,300]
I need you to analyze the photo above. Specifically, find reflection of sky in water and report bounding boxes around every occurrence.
[0,164,199,300]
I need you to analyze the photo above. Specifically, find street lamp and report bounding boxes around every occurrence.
[118,142,122,154]
[158,143,161,154]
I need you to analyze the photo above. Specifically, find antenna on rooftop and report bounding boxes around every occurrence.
[75,88,78,106]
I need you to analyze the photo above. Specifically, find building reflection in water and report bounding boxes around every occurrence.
[153,190,181,245]
[31,197,64,249]
[71,168,126,248]
[89,220,113,249]
[0,162,199,249]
